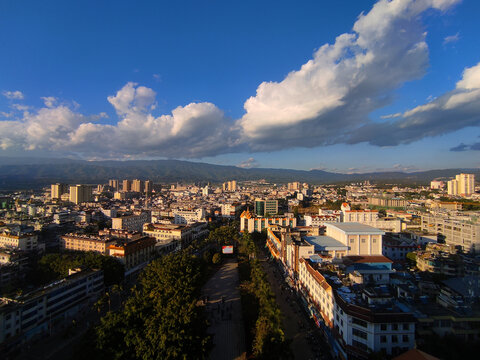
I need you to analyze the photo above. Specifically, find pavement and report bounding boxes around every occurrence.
[202,257,247,360]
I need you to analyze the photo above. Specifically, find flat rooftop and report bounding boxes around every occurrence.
[326,222,385,235]
[304,236,349,251]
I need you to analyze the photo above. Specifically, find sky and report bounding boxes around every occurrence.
[1,0,480,173]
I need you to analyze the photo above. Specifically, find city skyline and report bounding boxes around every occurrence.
[1,0,480,172]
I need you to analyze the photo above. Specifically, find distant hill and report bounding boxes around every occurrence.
[0,157,478,190]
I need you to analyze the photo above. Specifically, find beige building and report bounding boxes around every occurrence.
[447,173,475,196]
[60,234,116,254]
[51,183,67,199]
[240,210,297,233]
[108,236,156,272]
[109,179,119,191]
[324,223,384,256]
[132,179,143,193]
[122,179,131,192]
[112,211,150,232]
[222,180,237,192]
[144,180,153,195]
[0,232,38,251]
[69,185,92,204]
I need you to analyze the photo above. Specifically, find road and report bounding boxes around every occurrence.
[202,257,246,360]
[258,253,332,360]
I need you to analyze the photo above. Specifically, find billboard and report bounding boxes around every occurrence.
[222,245,234,254]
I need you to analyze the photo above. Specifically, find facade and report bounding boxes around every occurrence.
[221,202,243,218]
[447,173,475,196]
[240,210,296,233]
[304,214,341,227]
[122,179,131,192]
[108,236,156,272]
[368,197,408,208]
[50,183,67,199]
[60,234,116,254]
[132,179,144,193]
[430,180,444,190]
[421,214,480,254]
[144,180,153,195]
[108,179,119,191]
[298,259,415,358]
[69,185,92,204]
[173,208,206,224]
[0,269,103,346]
[324,223,384,256]
[222,180,237,192]
[254,199,279,216]
[0,232,38,251]
[112,211,150,232]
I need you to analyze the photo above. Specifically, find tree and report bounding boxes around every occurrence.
[212,253,222,264]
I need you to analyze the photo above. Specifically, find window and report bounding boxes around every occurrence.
[381,324,387,331]
[402,335,409,343]
[350,238,355,243]
[392,335,398,343]
[353,328,367,340]
[361,238,366,243]
[392,324,398,331]
[352,318,368,328]
[373,239,377,243]
[380,335,387,343]
[403,323,409,330]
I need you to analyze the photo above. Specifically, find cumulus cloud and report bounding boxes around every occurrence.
[350,61,480,145]
[0,83,239,158]
[2,90,24,100]
[237,0,461,151]
[2,0,477,160]
[237,157,259,168]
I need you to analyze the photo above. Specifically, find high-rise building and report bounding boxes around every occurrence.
[144,180,153,195]
[255,199,278,217]
[122,179,131,192]
[222,180,237,192]
[132,179,143,193]
[51,183,67,199]
[69,185,92,204]
[109,179,119,191]
[447,173,475,196]
[287,182,301,191]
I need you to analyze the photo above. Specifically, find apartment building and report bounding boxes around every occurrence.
[254,199,278,216]
[60,234,116,254]
[112,211,150,232]
[143,223,193,247]
[304,214,341,227]
[69,185,92,204]
[421,214,480,254]
[173,208,205,224]
[324,223,384,256]
[298,259,415,358]
[0,269,103,346]
[447,173,475,196]
[240,210,296,233]
[108,236,156,272]
[0,232,38,251]
[50,183,67,199]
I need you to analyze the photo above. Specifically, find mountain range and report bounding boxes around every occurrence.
[0,157,478,190]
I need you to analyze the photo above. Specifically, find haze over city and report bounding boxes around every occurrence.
[1,0,480,172]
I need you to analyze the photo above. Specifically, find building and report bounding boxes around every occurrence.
[240,210,296,233]
[447,173,475,196]
[421,214,480,254]
[221,203,243,218]
[430,180,444,190]
[0,232,38,251]
[222,180,237,192]
[108,236,156,273]
[298,258,415,358]
[112,211,150,232]
[0,269,103,346]
[108,179,119,191]
[254,199,278,216]
[142,223,203,252]
[288,182,301,191]
[322,223,385,256]
[50,183,67,200]
[304,214,341,227]
[368,197,408,208]
[132,179,144,193]
[173,208,206,224]
[144,180,153,195]
[69,185,92,204]
[122,179,131,192]
[60,234,117,254]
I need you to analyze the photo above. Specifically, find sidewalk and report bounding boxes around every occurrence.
[202,257,246,360]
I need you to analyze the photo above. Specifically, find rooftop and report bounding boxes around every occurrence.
[304,236,349,251]
[326,222,385,235]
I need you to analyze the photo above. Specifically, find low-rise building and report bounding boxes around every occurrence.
[108,236,156,273]
[112,211,150,232]
[0,232,38,251]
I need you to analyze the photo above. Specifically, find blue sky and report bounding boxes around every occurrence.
[1,0,480,172]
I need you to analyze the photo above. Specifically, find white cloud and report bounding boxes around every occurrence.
[2,90,24,100]
[237,157,259,168]
[237,0,460,151]
[443,32,460,45]
[41,96,58,108]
